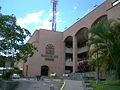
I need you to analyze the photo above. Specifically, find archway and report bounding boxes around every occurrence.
[92,15,107,27]
[64,36,73,73]
[41,65,49,76]
[75,27,89,72]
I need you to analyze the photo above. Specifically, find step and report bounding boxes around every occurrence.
[86,87,93,90]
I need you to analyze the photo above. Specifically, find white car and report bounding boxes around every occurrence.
[11,73,20,79]
[63,73,69,77]
[0,73,2,78]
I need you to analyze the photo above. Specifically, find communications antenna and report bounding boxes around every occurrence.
[51,0,58,31]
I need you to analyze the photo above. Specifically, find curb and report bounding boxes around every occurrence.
[60,81,66,90]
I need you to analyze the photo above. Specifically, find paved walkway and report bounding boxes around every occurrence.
[15,79,59,90]
[14,79,84,90]
[64,80,84,90]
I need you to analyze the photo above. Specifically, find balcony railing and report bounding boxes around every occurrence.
[78,46,89,54]
[65,60,73,66]
[65,59,88,66]
[65,48,72,53]
[65,46,89,54]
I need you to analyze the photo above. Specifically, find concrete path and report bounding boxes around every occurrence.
[64,80,84,90]
[15,79,59,90]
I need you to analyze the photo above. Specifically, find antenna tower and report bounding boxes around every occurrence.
[51,0,58,31]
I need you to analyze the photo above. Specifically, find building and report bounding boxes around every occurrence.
[23,0,120,77]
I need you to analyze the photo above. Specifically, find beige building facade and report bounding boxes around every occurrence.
[23,0,120,77]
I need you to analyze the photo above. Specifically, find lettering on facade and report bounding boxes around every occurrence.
[41,44,58,61]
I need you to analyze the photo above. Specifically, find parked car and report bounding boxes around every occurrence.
[0,73,2,78]
[63,73,70,77]
[11,73,20,79]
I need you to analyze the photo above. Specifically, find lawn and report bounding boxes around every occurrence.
[90,80,120,90]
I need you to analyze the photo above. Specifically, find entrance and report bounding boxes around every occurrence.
[65,66,73,73]
[41,65,49,76]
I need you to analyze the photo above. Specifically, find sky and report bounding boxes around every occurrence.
[0,0,106,34]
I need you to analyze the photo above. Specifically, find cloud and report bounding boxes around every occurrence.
[17,10,66,33]
[17,10,45,26]
[73,6,77,10]
[36,18,51,30]
[49,11,61,17]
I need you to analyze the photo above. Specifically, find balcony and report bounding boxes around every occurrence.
[65,46,89,54]
[65,59,73,66]
[65,48,72,53]
[78,46,89,54]
[65,58,87,66]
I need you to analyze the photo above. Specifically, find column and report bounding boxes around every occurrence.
[73,35,77,72]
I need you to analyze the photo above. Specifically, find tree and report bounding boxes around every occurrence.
[16,43,37,62]
[0,9,37,65]
[89,20,111,82]
[0,56,6,67]
[89,19,120,80]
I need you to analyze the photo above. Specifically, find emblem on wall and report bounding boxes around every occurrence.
[41,44,58,61]
[46,44,54,55]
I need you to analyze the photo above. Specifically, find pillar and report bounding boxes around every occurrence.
[73,35,77,72]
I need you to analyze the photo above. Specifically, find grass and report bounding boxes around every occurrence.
[90,80,120,90]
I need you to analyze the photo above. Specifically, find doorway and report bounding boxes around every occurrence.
[41,65,49,76]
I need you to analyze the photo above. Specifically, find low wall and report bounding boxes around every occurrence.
[0,80,19,90]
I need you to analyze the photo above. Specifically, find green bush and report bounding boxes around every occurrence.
[3,70,12,80]
[13,67,22,76]
[90,80,120,90]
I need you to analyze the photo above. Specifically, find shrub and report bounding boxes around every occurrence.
[3,70,12,80]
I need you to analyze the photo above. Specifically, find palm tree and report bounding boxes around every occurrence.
[89,19,120,80]
[89,19,111,82]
